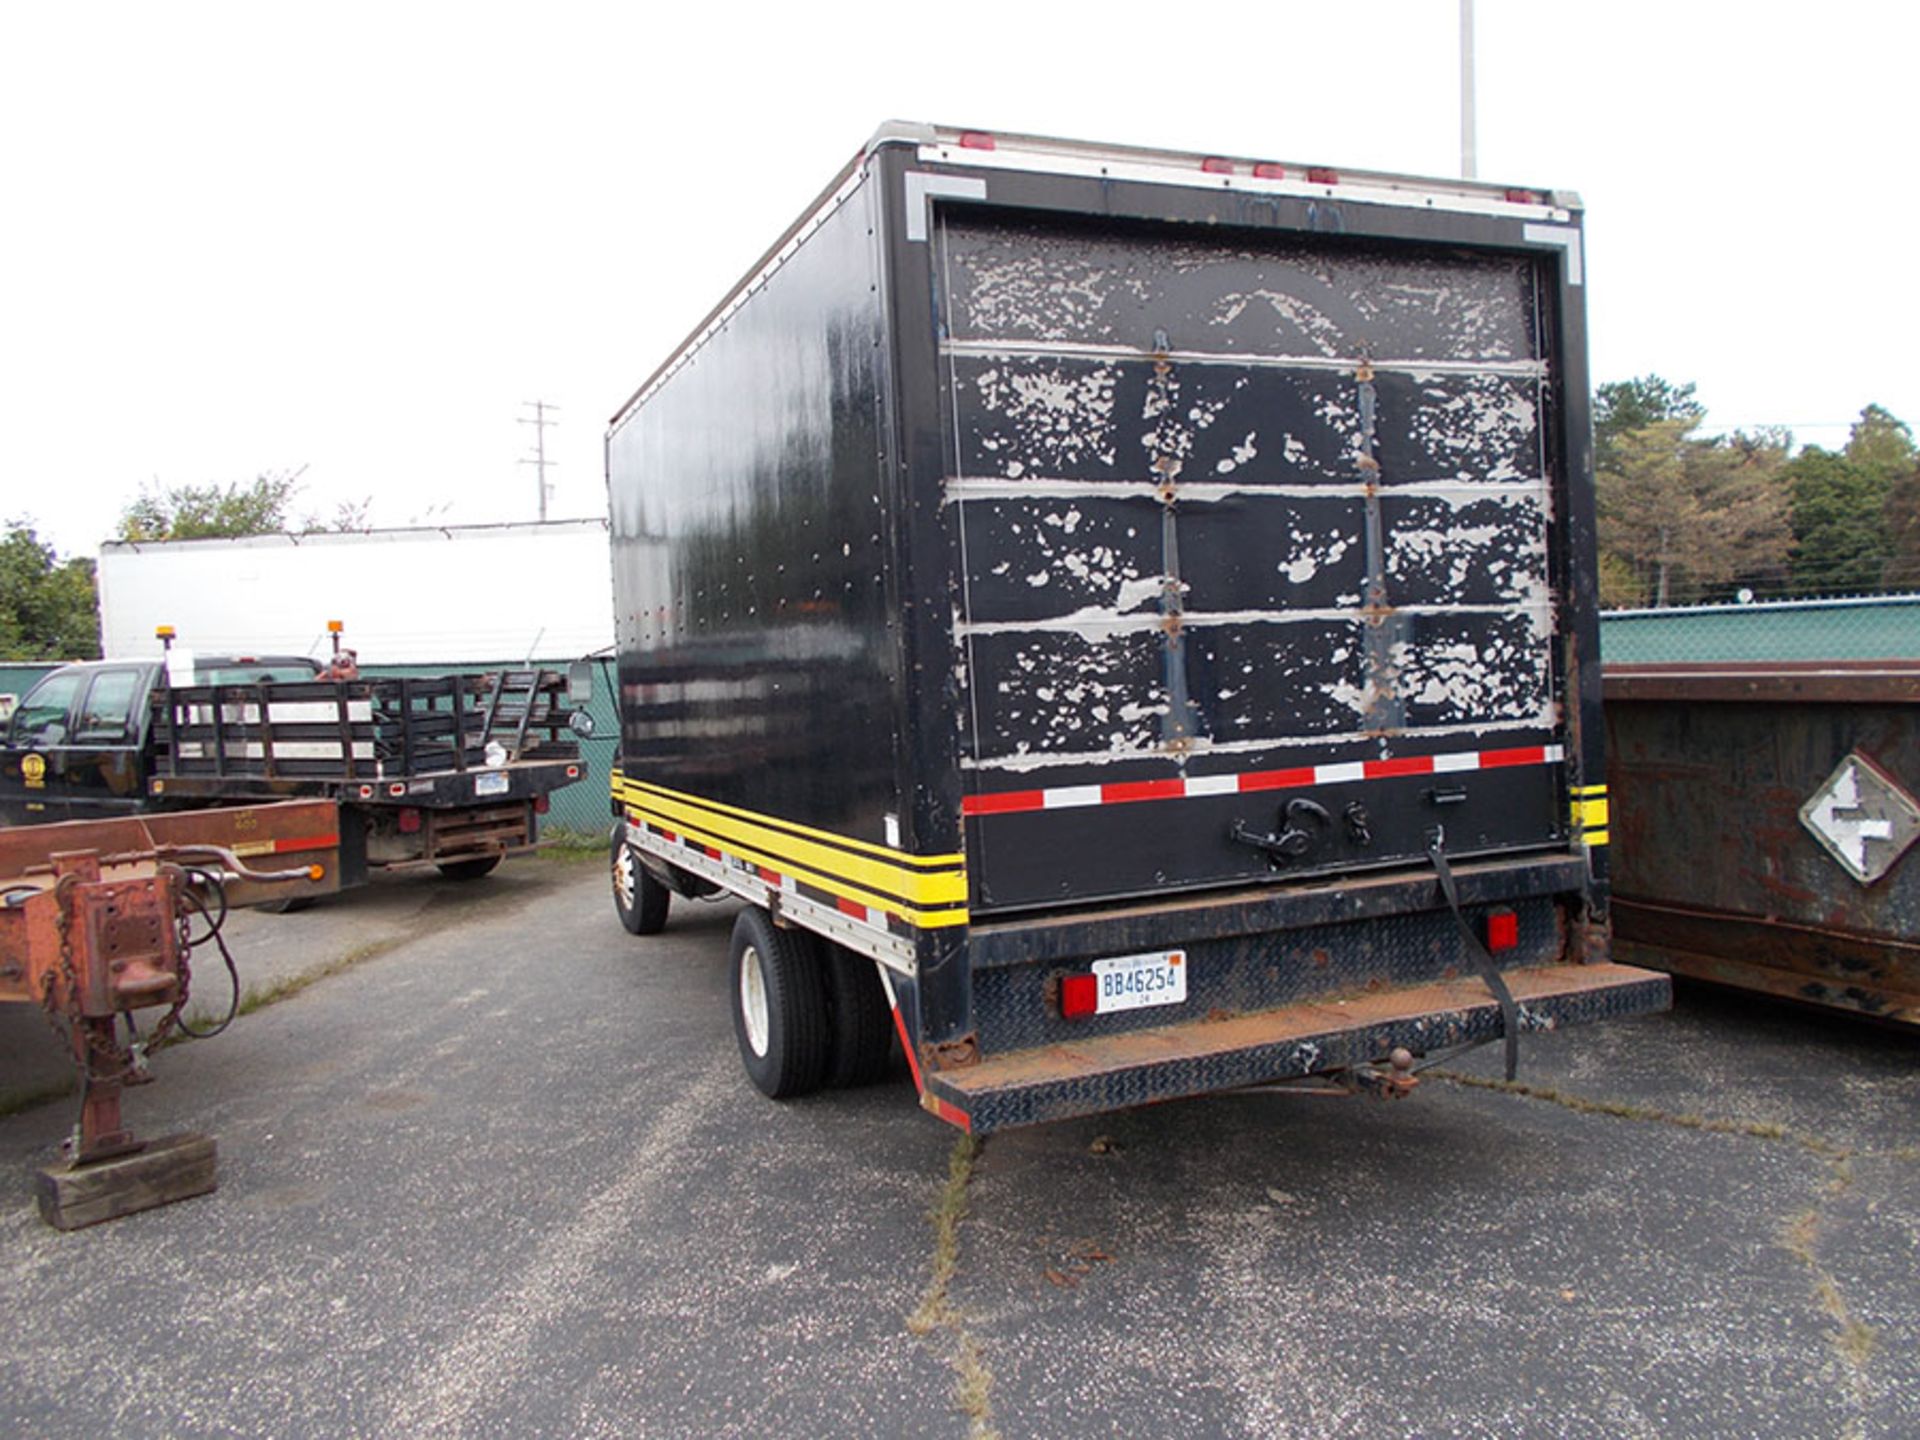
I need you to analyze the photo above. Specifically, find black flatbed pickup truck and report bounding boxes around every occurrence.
[1,656,586,891]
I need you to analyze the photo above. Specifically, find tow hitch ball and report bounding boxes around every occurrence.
[1351,1048,1419,1099]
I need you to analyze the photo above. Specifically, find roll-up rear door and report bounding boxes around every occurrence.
[937,214,1567,913]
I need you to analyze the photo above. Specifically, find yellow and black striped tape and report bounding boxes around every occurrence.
[611,770,969,928]
[1570,783,1609,848]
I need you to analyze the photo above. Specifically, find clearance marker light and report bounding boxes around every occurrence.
[1060,973,1099,1020]
[1307,166,1339,184]
[958,131,996,151]
[1201,156,1235,176]
[1486,908,1520,953]
[1252,162,1286,179]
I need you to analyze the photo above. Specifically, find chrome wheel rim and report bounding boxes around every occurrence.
[614,844,637,911]
[740,946,770,1057]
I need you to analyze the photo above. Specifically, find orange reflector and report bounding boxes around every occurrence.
[307,864,325,881]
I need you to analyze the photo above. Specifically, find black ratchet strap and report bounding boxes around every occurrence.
[1428,841,1520,1081]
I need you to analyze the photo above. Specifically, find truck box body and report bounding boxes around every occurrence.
[606,124,1667,1132]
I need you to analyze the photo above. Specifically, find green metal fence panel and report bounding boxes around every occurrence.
[1601,596,1920,665]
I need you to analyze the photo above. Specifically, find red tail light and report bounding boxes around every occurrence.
[397,808,422,834]
[1060,973,1098,1020]
[1486,909,1519,952]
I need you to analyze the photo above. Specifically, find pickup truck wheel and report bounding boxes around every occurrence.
[612,827,669,935]
[437,855,502,881]
[823,944,895,1088]
[730,908,829,1098]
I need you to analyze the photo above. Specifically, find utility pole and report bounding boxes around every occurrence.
[1459,0,1478,180]
[518,400,559,522]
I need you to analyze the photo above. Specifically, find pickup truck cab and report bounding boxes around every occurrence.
[2,656,315,823]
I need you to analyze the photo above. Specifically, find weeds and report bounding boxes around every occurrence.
[909,1133,998,1439]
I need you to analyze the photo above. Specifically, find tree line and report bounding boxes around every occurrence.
[5,397,1919,661]
[1595,377,1919,608]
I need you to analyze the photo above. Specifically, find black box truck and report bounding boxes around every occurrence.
[604,122,1667,1133]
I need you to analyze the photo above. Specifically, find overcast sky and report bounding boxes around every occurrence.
[4,1,1913,558]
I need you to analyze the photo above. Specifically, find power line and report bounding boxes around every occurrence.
[518,400,560,522]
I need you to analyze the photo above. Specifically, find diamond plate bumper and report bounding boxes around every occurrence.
[926,962,1671,1134]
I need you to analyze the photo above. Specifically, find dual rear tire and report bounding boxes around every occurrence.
[729,909,895,1099]
[609,824,894,1098]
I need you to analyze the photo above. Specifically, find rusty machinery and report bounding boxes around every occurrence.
[0,801,342,1228]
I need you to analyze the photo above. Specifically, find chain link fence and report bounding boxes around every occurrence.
[1600,594,1920,665]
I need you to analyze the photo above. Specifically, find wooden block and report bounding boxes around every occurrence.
[36,1133,218,1231]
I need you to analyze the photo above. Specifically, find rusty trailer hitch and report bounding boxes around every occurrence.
[0,801,341,1228]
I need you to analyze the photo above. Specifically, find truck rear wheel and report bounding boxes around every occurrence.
[730,908,829,1098]
[611,826,670,934]
[437,855,502,881]
[823,944,895,1088]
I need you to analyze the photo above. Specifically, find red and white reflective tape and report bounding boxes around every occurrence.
[962,743,1564,818]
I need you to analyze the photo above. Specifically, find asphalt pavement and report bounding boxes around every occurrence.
[1,854,1914,1439]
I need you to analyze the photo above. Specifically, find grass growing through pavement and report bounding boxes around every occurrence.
[534,832,606,862]
[229,935,411,1018]
[1431,1071,1845,1158]
[909,1134,998,1440]
[1,935,415,1119]
[1438,1068,1882,1416]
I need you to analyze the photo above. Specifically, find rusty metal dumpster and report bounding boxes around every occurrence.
[1605,662,1920,1024]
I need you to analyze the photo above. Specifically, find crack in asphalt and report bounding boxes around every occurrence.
[1435,1068,1890,1435]
[908,1133,999,1440]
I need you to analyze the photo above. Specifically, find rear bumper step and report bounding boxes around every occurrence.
[926,962,1671,1134]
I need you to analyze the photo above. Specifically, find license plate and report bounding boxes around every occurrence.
[474,771,509,798]
[1091,949,1187,1014]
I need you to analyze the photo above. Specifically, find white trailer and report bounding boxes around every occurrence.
[96,520,614,663]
